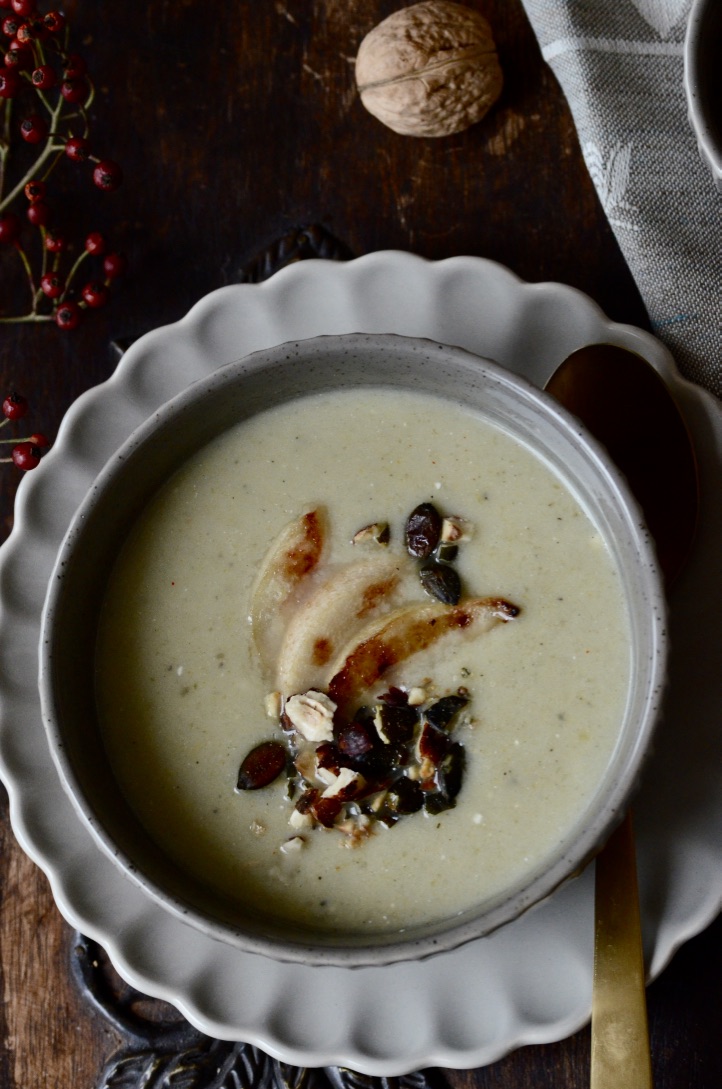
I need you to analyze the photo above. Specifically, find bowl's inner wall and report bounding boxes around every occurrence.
[43,337,662,958]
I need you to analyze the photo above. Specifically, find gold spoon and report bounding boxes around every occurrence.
[545,343,699,1089]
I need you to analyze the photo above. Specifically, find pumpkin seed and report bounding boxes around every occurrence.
[236,740,287,790]
[419,560,461,604]
[405,502,442,558]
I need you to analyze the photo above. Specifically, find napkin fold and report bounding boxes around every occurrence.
[518,0,722,396]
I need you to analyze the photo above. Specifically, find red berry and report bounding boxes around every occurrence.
[64,135,90,162]
[40,271,63,298]
[23,178,45,202]
[1,15,20,35]
[12,442,41,471]
[28,431,50,448]
[15,21,34,44]
[0,212,20,243]
[0,64,19,96]
[26,199,50,226]
[20,114,48,143]
[92,160,123,192]
[44,228,66,252]
[81,280,109,308]
[31,63,55,89]
[2,392,28,420]
[60,76,88,103]
[4,41,31,68]
[84,231,106,256]
[63,53,86,78]
[103,252,127,279]
[55,301,81,330]
[11,0,36,16]
[43,10,64,33]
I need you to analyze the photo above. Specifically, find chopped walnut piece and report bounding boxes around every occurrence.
[280,836,306,854]
[316,763,339,786]
[320,766,365,800]
[294,748,318,783]
[441,515,473,543]
[284,690,336,742]
[250,820,266,836]
[264,691,283,719]
[419,756,437,781]
[289,808,315,830]
[337,814,372,847]
[352,521,390,547]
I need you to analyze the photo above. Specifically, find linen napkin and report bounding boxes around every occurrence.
[518,0,722,396]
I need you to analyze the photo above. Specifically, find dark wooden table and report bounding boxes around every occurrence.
[0,2,720,1086]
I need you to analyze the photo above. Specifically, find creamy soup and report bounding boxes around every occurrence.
[95,387,631,936]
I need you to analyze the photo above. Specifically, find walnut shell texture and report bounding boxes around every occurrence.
[355,1,503,138]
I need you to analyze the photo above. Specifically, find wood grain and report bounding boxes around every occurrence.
[0,2,718,1087]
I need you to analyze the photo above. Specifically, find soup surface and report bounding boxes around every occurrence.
[95,386,631,935]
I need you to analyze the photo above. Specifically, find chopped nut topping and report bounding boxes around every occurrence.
[316,764,339,786]
[238,502,522,845]
[337,814,372,848]
[418,756,436,781]
[289,808,314,830]
[293,748,317,782]
[441,515,472,543]
[352,521,390,547]
[238,680,474,840]
[284,690,336,742]
[280,836,306,854]
[264,690,283,719]
[250,820,266,836]
[320,766,364,800]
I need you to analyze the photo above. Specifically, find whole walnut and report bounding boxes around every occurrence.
[355,1,503,138]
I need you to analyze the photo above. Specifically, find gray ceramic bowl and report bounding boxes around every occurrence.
[684,0,722,191]
[39,333,667,967]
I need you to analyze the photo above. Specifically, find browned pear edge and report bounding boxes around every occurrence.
[327,596,520,715]
[249,507,326,669]
[276,555,409,694]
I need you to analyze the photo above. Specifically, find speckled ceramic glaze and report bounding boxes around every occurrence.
[38,332,667,968]
[684,0,722,191]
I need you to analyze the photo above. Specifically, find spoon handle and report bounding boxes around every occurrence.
[591,809,653,1089]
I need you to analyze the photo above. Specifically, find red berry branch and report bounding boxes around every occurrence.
[0,390,49,469]
[0,0,126,328]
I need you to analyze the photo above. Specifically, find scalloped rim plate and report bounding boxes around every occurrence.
[1,252,721,1075]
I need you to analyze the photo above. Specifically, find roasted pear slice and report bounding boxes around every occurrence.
[328,597,520,715]
[249,508,326,671]
[277,555,408,694]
